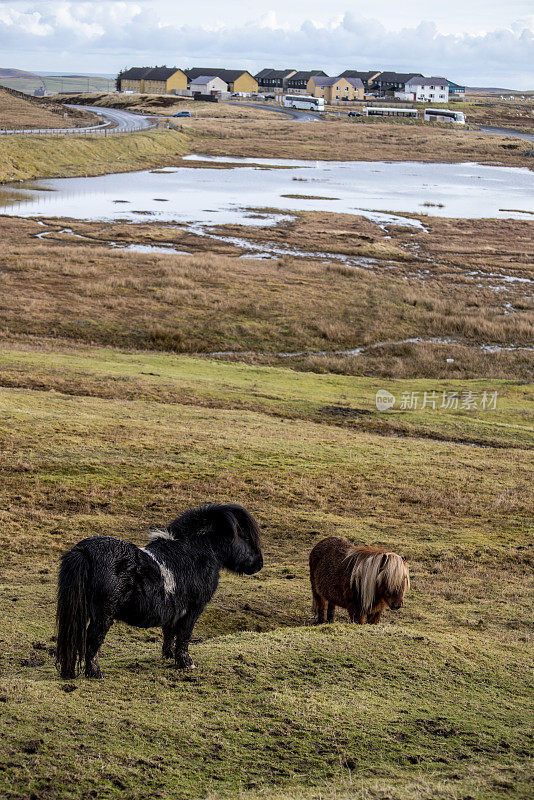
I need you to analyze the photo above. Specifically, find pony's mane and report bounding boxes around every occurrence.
[158,503,261,546]
[346,547,409,613]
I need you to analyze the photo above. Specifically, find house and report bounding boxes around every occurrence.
[118,67,151,93]
[404,76,449,103]
[285,70,327,94]
[307,75,364,103]
[340,70,381,91]
[185,68,258,94]
[190,75,228,95]
[447,80,466,98]
[118,67,187,94]
[255,68,296,94]
[374,72,423,96]
[142,67,188,95]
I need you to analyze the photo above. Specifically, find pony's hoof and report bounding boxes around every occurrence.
[175,653,195,669]
[86,668,103,679]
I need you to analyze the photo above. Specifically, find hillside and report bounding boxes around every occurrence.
[0,87,97,130]
[0,67,114,95]
[0,342,532,800]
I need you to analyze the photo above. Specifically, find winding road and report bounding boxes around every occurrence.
[67,104,155,132]
[0,104,155,135]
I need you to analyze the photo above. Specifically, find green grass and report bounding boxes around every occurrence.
[0,128,191,182]
[0,343,532,799]
[0,344,532,448]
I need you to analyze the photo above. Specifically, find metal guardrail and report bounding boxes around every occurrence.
[0,118,159,136]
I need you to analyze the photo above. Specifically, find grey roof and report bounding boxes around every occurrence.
[405,76,448,87]
[119,67,152,80]
[144,67,182,81]
[376,72,422,83]
[185,68,253,83]
[287,70,327,82]
[340,70,380,80]
[346,77,364,88]
[190,75,226,85]
[255,68,295,80]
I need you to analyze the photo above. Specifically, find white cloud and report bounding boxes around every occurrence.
[0,3,532,88]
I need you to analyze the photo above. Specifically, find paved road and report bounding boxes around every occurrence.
[68,105,155,132]
[228,101,323,122]
[0,104,155,135]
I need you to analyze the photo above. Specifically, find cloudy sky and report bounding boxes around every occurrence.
[1,1,533,88]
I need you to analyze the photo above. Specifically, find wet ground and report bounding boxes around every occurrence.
[1,156,533,226]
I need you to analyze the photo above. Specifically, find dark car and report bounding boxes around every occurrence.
[348,110,363,117]
[172,111,191,118]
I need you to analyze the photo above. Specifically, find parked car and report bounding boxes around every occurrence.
[348,110,362,117]
[264,94,275,100]
[172,111,191,118]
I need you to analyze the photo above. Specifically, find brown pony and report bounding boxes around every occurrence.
[309,536,410,624]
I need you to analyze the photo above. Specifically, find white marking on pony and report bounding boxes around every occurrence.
[148,528,174,541]
[140,547,177,596]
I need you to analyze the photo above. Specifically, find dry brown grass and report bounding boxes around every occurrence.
[58,92,282,120]
[181,116,534,169]
[0,88,97,130]
[0,214,531,380]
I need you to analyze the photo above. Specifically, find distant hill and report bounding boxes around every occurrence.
[0,67,115,95]
[467,86,533,95]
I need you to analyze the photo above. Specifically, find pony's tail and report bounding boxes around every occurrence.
[56,546,91,679]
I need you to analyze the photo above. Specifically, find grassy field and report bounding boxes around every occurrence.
[0,85,532,800]
[0,214,531,382]
[0,128,190,182]
[54,93,534,169]
[0,343,532,799]
[0,92,533,185]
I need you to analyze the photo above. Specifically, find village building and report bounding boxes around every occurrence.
[447,80,466,98]
[285,70,327,94]
[403,76,449,102]
[142,67,188,95]
[118,67,151,93]
[255,69,296,94]
[185,68,258,94]
[307,75,364,103]
[190,75,228,96]
[118,67,187,94]
[340,70,381,91]
[374,72,423,96]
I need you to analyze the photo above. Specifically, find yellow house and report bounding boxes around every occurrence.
[141,67,187,94]
[306,75,364,103]
[185,69,258,94]
[119,67,187,94]
[119,67,150,93]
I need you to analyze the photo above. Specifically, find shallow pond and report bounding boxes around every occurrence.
[1,157,533,226]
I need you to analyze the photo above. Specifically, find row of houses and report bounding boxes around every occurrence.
[258,69,465,102]
[118,66,257,95]
[118,66,465,103]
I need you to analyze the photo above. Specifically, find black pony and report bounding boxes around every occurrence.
[56,503,263,678]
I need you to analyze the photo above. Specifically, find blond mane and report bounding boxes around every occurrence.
[346,549,410,613]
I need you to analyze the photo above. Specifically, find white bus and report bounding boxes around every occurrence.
[283,94,325,111]
[364,107,418,118]
[424,108,466,124]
